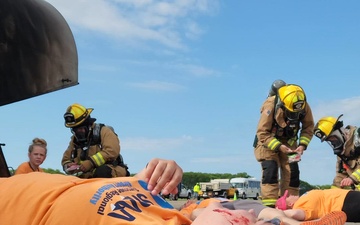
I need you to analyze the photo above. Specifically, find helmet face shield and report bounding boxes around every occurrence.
[71,125,90,143]
[285,109,304,121]
[325,130,344,154]
[326,136,343,149]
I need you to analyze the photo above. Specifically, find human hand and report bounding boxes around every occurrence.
[64,162,80,174]
[294,145,305,155]
[340,177,354,187]
[279,145,294,154]
[135,158,183,196]
[79,164,86,172]
[79,160,93,172]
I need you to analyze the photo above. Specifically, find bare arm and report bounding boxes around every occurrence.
[283,209,306,221]
[258,208,305,225]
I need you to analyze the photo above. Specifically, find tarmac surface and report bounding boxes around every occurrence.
[167,199,358,225]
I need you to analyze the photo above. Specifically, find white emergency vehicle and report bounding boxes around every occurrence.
[230,177,261,200]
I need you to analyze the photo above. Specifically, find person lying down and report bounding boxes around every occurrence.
[180,196,346,225]
[0,158,347,225]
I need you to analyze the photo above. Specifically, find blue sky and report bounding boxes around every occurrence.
[2,0,360,185]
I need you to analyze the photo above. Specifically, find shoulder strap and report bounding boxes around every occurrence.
[92,123,130,176]
[92,123,105,144]
[273,93,283,119]
[272,95,282,127]
[92,123,118,144]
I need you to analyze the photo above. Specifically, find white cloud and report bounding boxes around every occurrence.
[312,96,360,124]
[118,59,219,78]
[46,0,219,49]
[113,0,153,7]
[185,21,204,40]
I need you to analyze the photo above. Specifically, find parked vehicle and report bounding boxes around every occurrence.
[198,182,212,199]
[230,177,261,200]
[200,179,236,199]
[161,183,192,200]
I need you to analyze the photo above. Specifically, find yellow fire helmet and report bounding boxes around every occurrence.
[278,84,306,113]
[314,114,343,142]
[64,103,93,128]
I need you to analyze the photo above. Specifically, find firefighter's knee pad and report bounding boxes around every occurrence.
[289,162,300,187]
[93,165,113,178]
[261,160,278,184]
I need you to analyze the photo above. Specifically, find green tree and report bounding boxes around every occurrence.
[299,180,316,195]
[317,184,331,189]
[43,168,64,174]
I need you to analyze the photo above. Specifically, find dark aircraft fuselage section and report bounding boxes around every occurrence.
[0,0,78,106]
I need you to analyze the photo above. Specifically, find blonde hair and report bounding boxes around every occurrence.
[28,138,47,154]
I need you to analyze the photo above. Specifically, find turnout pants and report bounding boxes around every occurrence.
[254,144,300,207]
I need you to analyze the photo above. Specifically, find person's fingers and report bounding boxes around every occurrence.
[341,178,353,187]
[145,158,166,188]
[141,158,161,184]
[79,165,86,172]
[151,160,183,195]
[144,159,183,195]
[163,166,183,195]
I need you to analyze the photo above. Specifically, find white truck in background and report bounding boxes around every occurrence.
[230,177,261,200]
[200,179,235,199]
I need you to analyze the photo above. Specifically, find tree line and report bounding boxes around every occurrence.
[180,172,331,194]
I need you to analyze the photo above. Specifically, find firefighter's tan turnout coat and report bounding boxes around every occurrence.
[62,124,127,178]
[254,96,314,206]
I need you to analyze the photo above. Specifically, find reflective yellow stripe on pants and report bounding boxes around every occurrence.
[262,198,277,207]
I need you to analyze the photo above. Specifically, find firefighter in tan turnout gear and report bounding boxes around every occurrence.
[314,114,360,190]
[254,82,314,207]
[62,103,129,178]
